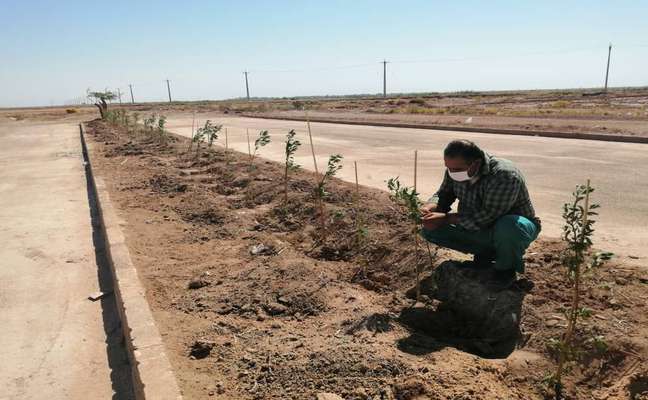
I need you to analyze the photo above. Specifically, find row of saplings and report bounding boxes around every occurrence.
[101,109,613,400]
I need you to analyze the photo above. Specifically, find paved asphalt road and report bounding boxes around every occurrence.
[167,114,648,262]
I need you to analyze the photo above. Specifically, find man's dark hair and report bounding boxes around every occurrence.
[444,139,484,162]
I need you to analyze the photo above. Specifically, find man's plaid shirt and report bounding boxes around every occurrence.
[428,153,541,231]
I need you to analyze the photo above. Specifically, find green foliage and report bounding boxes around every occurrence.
[561,184,597,266]
[577,307,593,319]
[192,124,207,146]
[132,112,140,125]
[254,130,271,154]
[284,130,301,172]
[552,182,613,399]
[88,90,117,102]
[105,109,128,126]
[157,115,167,132]
[144,114,156,131]
[201,120,222,148]
[283,129,302,204]
[316,154,343,198]
[387,177,422,226]
[386,176,436,302]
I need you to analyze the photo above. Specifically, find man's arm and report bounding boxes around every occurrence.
[457,171,521,231]
[423,171,456,213]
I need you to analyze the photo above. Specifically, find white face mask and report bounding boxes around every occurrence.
[448,169,471,182]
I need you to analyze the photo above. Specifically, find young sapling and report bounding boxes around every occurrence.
[548,180,613,399]
[201,120,223,149]
[387,176,435,302]
[283,129,301,204]
[192,121,207,157]
[144,114,156,134]
[157,115,167,142]
[315,154,343,234]
[249,129,271,167]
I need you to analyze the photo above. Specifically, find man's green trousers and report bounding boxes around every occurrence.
[421,214,539,273]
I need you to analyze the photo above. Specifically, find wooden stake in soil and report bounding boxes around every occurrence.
[582,179,591,235]
[187,112,197,153]
[305,109,326,233]
[225,127,230,165]
[305,110,319,175]
[246,128,252,160]
[413,150,422,302]
[354,161,366,276]
[191,112,196,139]
[354,160,361,239]
[414,150,418,192]
[354,161,359,198]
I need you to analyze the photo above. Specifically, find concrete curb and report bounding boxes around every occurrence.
[80,124,183,400]
[242,113,648,144]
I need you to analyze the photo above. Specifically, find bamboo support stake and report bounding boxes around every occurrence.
[246,128,252,160]
[413,150,422,302]
[187,112,197,153]
[354,161,359,198]
[582,179,591,236]
[414,150,418,192]
[191,111,196,138]
[354,161,360,229]
[305,110,319,175]
[306,109,326,233]
[225,127,229,165]
[354,160,366,276]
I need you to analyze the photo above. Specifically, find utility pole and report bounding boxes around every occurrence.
[117,88,122,104]
[604,43,612,93]
[129,84,135,104]
[166,79,172,102]
[382,60,388,97]
[243,71,250,101]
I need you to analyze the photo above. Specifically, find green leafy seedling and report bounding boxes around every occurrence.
[283,129,301,204]
[317,154,343,199]
[250,130,271,167]
[192,122,208,157]
[550,181,613,399]
[387,176,436,302]
[204,121,223,149]
[314,154,343,235]
[144,114,156,132]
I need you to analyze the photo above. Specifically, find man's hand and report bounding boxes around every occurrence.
[421,212,447,231]
[420,203,438,215]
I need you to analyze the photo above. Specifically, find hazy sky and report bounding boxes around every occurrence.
[1,0,647,107]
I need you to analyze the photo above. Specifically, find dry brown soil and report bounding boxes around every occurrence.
[86,120,648,400]
[5,87,647,139]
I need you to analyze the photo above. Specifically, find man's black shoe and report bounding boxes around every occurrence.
[473,252,496,269]
[488,268,517,290]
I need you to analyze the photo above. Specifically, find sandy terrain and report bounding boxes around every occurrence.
[4,87,648,138]
[84,119,648,400]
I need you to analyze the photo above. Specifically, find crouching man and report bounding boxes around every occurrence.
[421,139,541,287]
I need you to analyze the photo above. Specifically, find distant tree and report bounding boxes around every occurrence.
[88,90,117,119]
